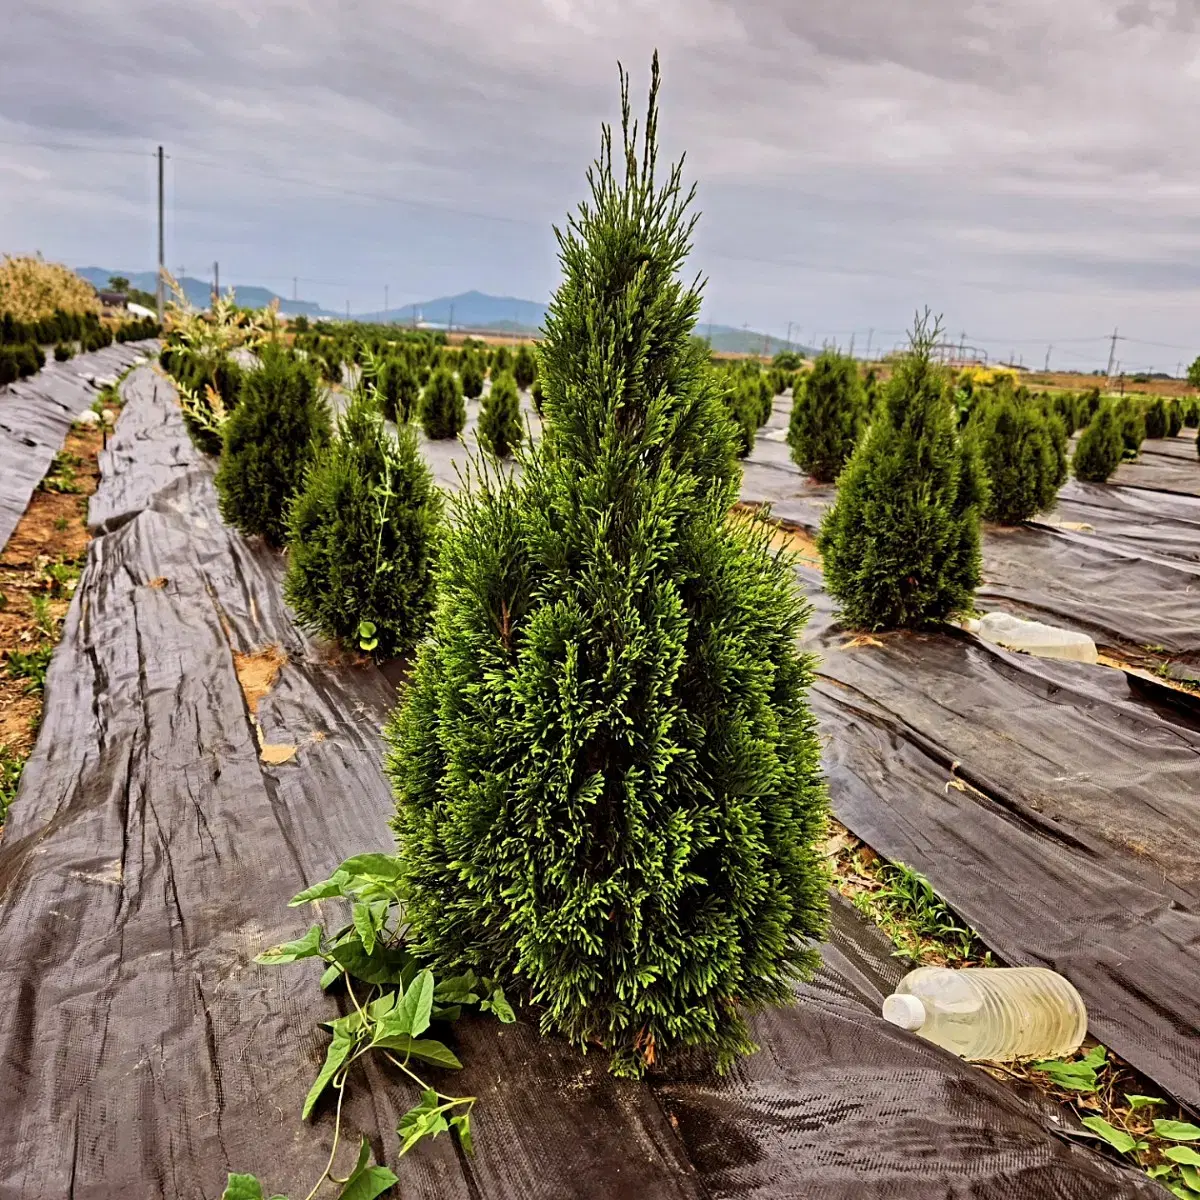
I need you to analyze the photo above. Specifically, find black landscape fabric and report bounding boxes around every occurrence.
[0,367,1159,1199]
[0,340,157,552]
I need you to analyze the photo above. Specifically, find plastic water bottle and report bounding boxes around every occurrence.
[881,966,1087,1061]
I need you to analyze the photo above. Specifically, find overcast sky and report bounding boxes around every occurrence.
[2,0,1197,370]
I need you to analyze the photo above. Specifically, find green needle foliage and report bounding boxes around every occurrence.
[1072,401,1125,482]
[386,56,827,1078]
[968,390,1064,523]
[787,348,867,482]
[818,315,986,629]
[1184,399,1199,428]
[375,356,420,424]
[216,346,331,546]
[460,354,485,400]
[1115,397,1145,456]
[477,371,523,458]
[1143,397,1168,440]
[284,391,441,659]
[418,367,466,439]
[1166,401,1183,438]
[512,343,538,390]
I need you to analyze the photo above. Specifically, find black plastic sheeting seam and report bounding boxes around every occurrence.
[0,368,1159,1198]
[0,340,158,552]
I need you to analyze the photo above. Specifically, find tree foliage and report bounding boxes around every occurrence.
[818,316,985,629]
[284,391,441,658]
[477,370,523,458]
[967,390,1064,523]
[512,343,537,390]
[787,349,867,482]
[1143,397,1168,440]
[418,367,466,439]
[386,57,827,1077]
[215,346,330,545]
[1072,401,1124,483]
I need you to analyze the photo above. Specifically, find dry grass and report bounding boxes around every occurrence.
[0,255,99,322]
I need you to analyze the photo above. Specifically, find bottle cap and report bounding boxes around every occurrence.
[882,992,926,1032]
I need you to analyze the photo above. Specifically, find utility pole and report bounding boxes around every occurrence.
[212,261,219,307]
[448,303,455,335]
[293,276,298,302]
[345,298,350,320]
[155,145,165,324]
[1106,327,1119,378]
[959,332,966,360]
[866,329,873,360]
[1044,344,1052,373]
[785,321,792,351]
[849,332,856,359]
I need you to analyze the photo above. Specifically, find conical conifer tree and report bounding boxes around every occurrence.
[1072,401,1124,482]
[477,370,523,457]
[386,57,827,1076]
[787,348,867,482]
[818,316,986,629]
[460,354,485,400]
[1144,397,1168,440]
[513,343,538,390]
[968,389,1063,523]
[284,390,441,658]
[215,345,330,546]
[418,366,466,439]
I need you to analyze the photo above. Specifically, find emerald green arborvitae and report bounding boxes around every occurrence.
[787,348,867,482]
[968,390,1063,523]
[386,56,828,1077]
[1072,401,1124,482]
[1166,401,1183,438]
[1143,397,1168,440]
[418,366,466,439]
[513,343,538,391]
[215,346,330,546]
[1115,397,1145,455]
[461,354,485,400]
[376,356,420,423]
[283,392,441,658]
[477,371,523,458]
[817,316,986,630]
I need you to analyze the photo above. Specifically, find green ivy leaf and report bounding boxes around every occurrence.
[373,1034,463,1071]
[319,963,343,991]
[1156,1120,1200,1143]
[397,1089,449,1156]
[433,973,482,1006]
[1181,1165,1200,1193]
[335,1137,397,1200]
[481,986,515,1024]
[221,1175,265,1200]
[395,969,434,1038]
[1080,1116,1138,1154]
[302,1028,353,1119]
[1126,1094,1167,1110]
[1149,1164,1174,1179]
[451,1112,474,1156]
[353,902,380,956]
[329,936,413,986]
[290,871,351,906]
[256,924,322,965]
[1165,1147,1200,1166]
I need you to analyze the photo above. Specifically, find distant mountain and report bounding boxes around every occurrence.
[75,268,333,317]
[73,272,805,355]
[358,290,548,332]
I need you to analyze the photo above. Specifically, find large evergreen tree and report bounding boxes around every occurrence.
[818,317,986,629]
[215,346,330,546]
[787,349,867,482]
[284,391,440,658]
[386,58,827,1076]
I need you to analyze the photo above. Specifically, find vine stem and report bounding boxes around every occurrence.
[302,1075,347,1200]
[381,1051,476,1108]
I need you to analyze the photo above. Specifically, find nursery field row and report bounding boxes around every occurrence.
[0,367,1159,1199]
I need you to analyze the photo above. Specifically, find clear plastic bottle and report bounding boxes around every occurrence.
[881,966,1087,1061]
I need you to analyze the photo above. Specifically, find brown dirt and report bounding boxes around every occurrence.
[0,414,114,822]
[232,645,287,715]
[732,504,824,568]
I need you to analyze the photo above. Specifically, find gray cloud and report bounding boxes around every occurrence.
[1,0,1198,368]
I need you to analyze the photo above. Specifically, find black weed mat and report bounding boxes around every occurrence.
[0,368,1157,1198]
[801,569,1200,1113]
[0,340,158,551]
